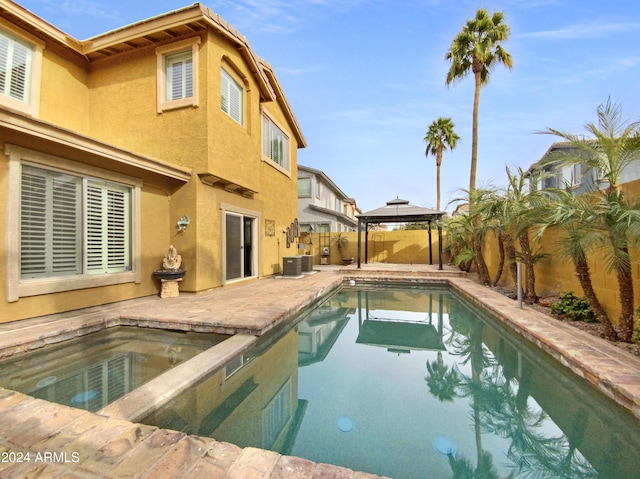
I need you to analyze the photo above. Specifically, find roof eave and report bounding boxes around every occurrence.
[0,108,191,183]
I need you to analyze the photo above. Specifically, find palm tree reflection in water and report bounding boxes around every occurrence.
[424,300,597,478]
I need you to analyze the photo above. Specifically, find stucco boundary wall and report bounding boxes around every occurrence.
[481,229,640,322]
[306,227,639,322]
[305,230,449,266]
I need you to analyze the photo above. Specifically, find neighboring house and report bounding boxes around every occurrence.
[527,141,640,194]
[297,164,359,233]
[0,2,305,323]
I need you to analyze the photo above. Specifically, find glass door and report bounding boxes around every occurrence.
[225,213,255,282]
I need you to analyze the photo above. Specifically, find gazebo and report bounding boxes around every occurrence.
[356,198,446,269]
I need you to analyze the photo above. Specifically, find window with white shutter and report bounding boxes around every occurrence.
[221,68,243,125]
[156,38,200,112]
[262,114,290,171]
[86,182,131,274]
[165,50,193,101]
[0,29,33,104]
[20,166,82,278]
[0,27,41,116]
[19,166,131,280]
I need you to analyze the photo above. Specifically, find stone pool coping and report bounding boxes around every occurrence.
[1,268,640,478]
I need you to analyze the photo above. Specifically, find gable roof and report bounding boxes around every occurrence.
[0,1,306,147]
[298,164,353,200]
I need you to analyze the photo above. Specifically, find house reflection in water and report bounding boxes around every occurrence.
[143,288,450,455]
[143,325,302,453]
[298,304,352,366]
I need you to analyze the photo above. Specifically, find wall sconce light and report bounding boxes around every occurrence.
[177,215,191,233]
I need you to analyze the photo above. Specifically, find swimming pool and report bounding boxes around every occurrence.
[0,326,228,412]
[142,284,640,479]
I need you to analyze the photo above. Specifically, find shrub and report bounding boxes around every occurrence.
[550,291,597,322]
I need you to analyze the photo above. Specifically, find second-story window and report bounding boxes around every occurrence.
[0,30,32,103]
[165,50,192,101]
[298,177,311,197]
[262,114,290,171]
[221,68,243,124]
[0,27,42,116]
[156,38,200,112]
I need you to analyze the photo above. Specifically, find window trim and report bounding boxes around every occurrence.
[0,21,43,117]
[156,37,200,113]
[261,111,291,175]
[6,145,141,302]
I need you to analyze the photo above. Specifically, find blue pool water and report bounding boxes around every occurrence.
[143,285,640,478]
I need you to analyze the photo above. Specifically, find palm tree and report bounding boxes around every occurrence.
[503,166,548,304]
[445,9,512,194]
[424,117,460,211]
[443,213,474,272]
[532,188,619,340]
[450,188,495,285]
[540,98,640,341]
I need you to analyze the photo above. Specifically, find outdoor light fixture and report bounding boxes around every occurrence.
[177,215,191,233]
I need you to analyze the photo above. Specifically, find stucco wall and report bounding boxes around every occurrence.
[304,230,446,266]
[0,15,301,322]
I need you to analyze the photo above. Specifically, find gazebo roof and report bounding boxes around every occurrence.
[357,198,445,223]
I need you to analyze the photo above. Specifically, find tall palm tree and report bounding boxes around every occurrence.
[424,117,460,211]
[540,98,640,341]
[445,9,512,194]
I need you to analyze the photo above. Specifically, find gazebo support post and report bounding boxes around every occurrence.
[438,222,443,270]
[428,221,433,265]
[357,220,362,268]
[365,223,369,264]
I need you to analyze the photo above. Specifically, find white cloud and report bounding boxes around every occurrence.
[520,20,640,40]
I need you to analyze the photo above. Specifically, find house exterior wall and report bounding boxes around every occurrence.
[0,4,302,323]
[297,166,357,232]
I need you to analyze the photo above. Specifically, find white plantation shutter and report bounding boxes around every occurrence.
[262,115,289,169]
[20,169,47,276]
[0,30,33,103]
[86,181,131,274]
[52,174,82,273]
[166,50,192,101]
[220,70,229,114]
[221,69,242,124]
[20,167,81,278]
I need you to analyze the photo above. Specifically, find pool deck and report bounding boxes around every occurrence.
[1,263,640,478]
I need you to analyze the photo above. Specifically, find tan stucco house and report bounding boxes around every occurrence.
[0,1,306,323]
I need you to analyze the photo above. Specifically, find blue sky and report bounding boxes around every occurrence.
[17,0,640,212]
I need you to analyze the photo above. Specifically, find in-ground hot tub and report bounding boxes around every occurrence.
[0,326,229,412]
